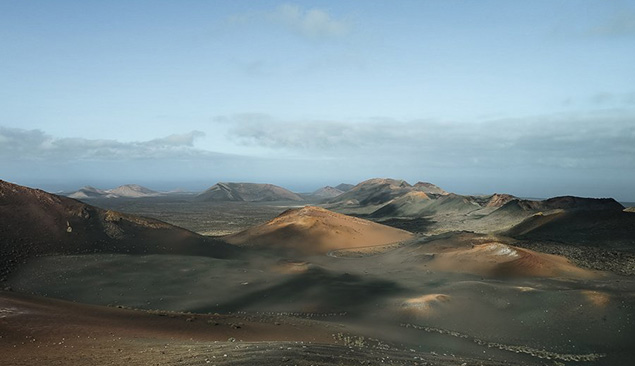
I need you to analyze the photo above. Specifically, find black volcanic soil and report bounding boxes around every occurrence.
[505,209,635,248]
[9,236,635,366]
[0,180,239,280]
[375,217,435,233]
[75,195,298,236]
[512,240,635,276]
[1,290,528,366]
[3,180,635,366]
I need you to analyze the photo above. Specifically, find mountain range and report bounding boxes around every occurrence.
[67,184,162,199]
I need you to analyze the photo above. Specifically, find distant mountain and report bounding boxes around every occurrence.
[413,182,448,196]
[67,186,112,199]
[513,196,624,212]
[328,178,416,206]
[223,206,413,255]
[371,192,481,218]
[364,186,623,221]
[334,183,354,192]
[311,186,344,199]
[468,193,518,208]
[197,182,302,202]
[67,184,161,199]
[486,193,517,207]
[0,180,239,279]
[106,184,160,198]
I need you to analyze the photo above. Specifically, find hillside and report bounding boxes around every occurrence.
[365,191,629,237]
[197,182,302,202]
[327,178,416,206]
[386,232,599,278]
[505,209,635,249]
[334,183,354,192]
[413,182,449,195]
[67,186,112,199]
[106,184,160,198]
[0,180,238,279]
[371,192,481,218]
[497,196,624,212]
[223,206,414,254]
[311,186,344,199]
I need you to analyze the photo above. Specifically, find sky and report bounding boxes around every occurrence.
[1,0,634,200]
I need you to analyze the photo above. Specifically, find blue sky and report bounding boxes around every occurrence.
[1,1,634,200]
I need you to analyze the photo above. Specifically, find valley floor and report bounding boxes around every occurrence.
[2,291,530,366]
[3,195,635,366]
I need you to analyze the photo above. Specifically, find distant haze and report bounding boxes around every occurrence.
[1,2,634,201]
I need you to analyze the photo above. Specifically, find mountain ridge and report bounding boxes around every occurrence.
[197,182,302,202]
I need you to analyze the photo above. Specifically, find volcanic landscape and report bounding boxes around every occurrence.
[1,178,635,366]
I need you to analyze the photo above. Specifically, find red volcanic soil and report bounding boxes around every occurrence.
[408,233,599,278]
[0,290,335,365]
[0,291,510,366]
[485,193,517,207]
[224,206,414,255]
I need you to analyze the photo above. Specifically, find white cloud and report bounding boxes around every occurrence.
[270,3,351,39]
[591,11,635,37]
[0,128,214,161]
[223,111,635,170]
[145,131,206,147]
[227,3,351,40]
[2,117,634,200]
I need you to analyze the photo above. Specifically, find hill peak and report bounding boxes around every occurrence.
[358,178,412,188]
[413,182,448,195]
[197,182,302,202]
[224,205,413,254]
[311,186,344,198]
[106,184,159,198]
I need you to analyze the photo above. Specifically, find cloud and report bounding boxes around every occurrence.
[269,3,351,39]
[590,11,635,37]
[223,111,635,170]
[622,92,635,105]
[145,131,206,147]
[0,128,214,161]
[563,92,635,107]
[2,118,634,200]
[590,92,616,105]
[0,126,342,192]
[225,114,365,150]
[227,3,351,40]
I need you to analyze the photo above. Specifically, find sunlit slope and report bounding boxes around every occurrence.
[224,206,414,254]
